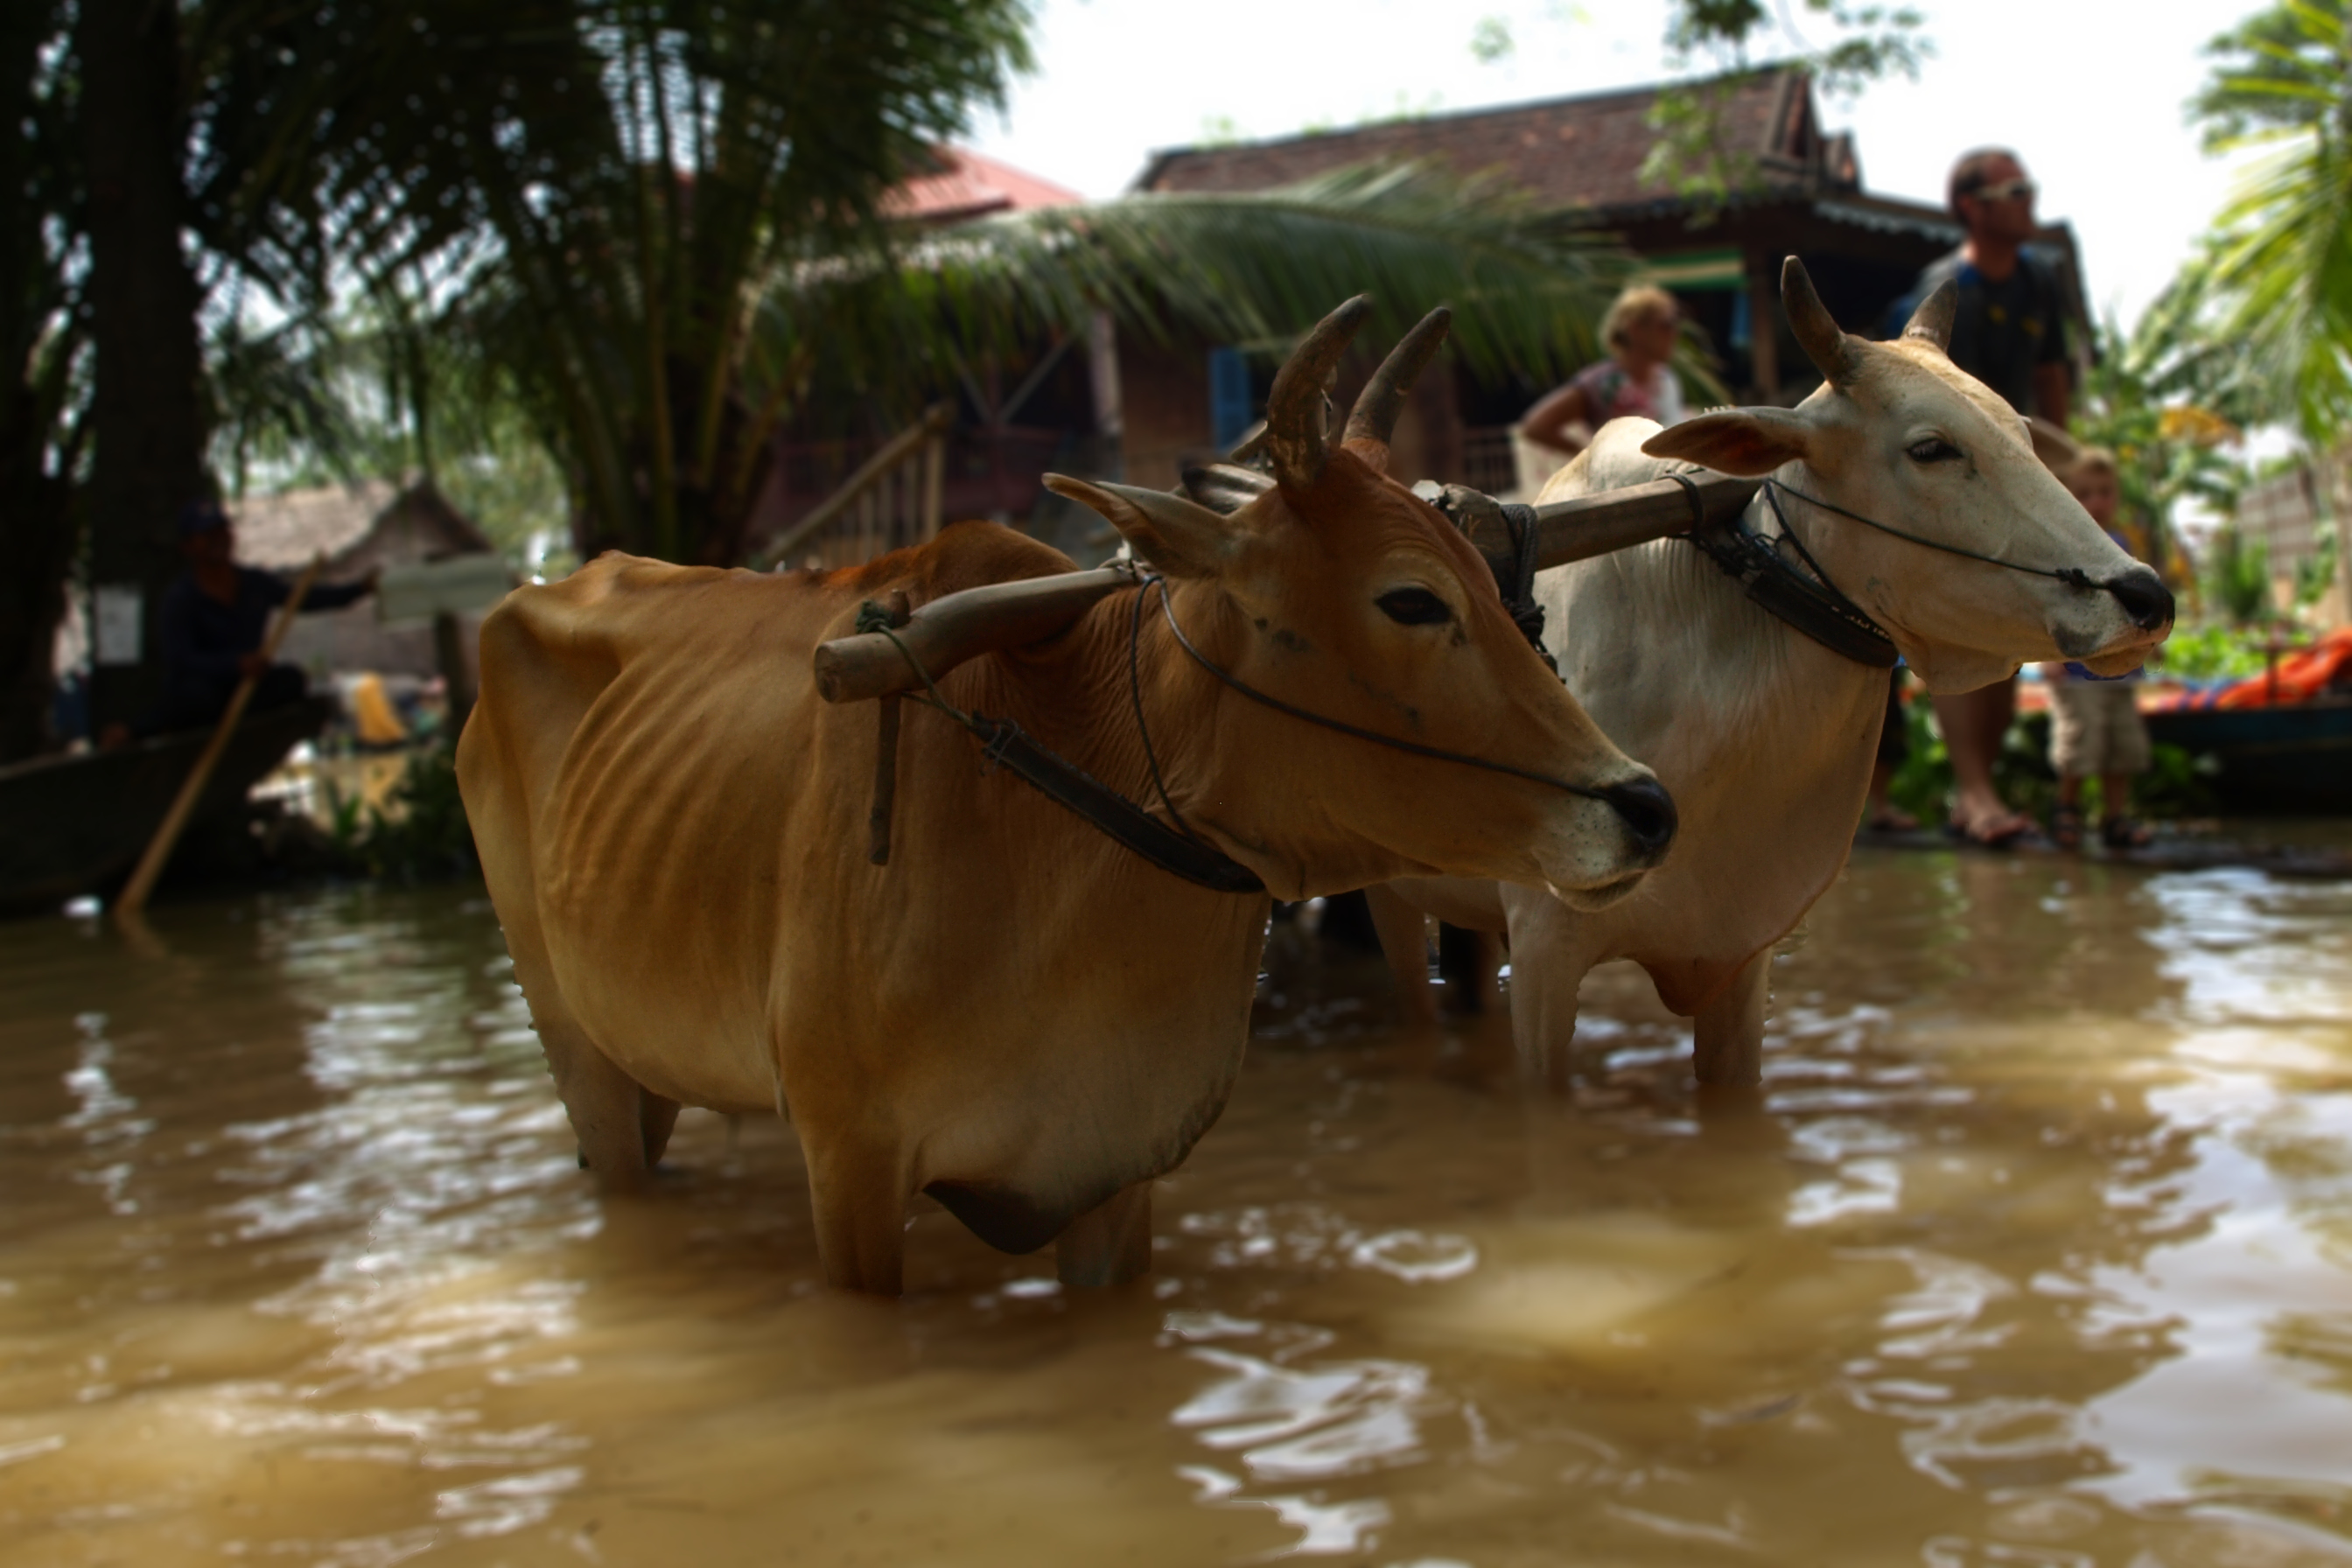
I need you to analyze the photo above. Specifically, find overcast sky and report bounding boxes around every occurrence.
[970,0,2273,329]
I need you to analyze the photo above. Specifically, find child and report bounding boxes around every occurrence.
[2046,448,2153,850]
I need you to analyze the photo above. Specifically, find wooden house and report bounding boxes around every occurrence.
[1125,66,2091,494]
[746,70,2094,562]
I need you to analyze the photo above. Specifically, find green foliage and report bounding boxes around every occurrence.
[1642,0,1928,208]
[808,163,1639,421]
[2297,521,2341,605]
[323,744,479,883]
[195,0,1039,567]
[2159,622,2274,681]
[1470,17,1514,64]
[2204,527,2277,625]
[2190,0,2352,444]
[1883,690,2214,827]
[2069,278,2264,581]
[1884,690,1950,826]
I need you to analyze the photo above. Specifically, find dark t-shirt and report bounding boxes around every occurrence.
[158,565,370,710]
[1887,248,2070,416]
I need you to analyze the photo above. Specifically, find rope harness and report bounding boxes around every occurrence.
[857,571,1619,894]
[1674,475,2105,671]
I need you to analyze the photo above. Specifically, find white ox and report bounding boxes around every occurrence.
[1374,258,2174,1084]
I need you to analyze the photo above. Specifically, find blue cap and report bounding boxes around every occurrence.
[177,500,229,537]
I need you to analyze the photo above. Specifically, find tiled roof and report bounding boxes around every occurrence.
[885,146,1083,225]
[231,480,494,574]
[1138,68,1844,215]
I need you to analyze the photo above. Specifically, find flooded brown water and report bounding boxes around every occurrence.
[3,850,2349,1566]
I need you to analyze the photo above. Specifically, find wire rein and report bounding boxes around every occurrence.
[1764,478,2098,591]
[1149,578,1613,805]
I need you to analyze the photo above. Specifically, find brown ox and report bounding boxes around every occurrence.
[456,301,1676,1295]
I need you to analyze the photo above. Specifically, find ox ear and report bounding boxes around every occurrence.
[1044,474,1240,579]
[2026,416,2082,473]
[1639,408,1812,477]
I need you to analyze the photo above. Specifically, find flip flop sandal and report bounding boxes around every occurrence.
[2101,815,2152,850]
[2049,803,2086,850]
[1948,813,2032,849]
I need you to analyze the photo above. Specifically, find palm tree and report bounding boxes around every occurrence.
[2071,263,2267,583]
[197,1,1632,569]
[2194,0,2352,442]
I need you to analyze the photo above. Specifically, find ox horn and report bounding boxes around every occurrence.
[1342,305,1454,454]
[1902,280,1958,353]
[1782,256,1860,388]
[1264,295,1374,489]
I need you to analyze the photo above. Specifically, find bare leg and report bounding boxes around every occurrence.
[1056,1180,1153,1288]
[1364,883,1438,1026]
[1691,949,1769,1088]
[1936,677,2028,840]
[803,1132,908,1296]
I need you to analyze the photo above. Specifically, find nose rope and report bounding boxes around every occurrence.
[1148,577,1616,805]
[1764,478,2099,591]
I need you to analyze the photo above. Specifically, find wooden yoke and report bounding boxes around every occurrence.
[1459,471,1761,575]
[811,472,1760,708]
[814,564,1138,705]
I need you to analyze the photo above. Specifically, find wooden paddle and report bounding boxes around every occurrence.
[116,553,326,920]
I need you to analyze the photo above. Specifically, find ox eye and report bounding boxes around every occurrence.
[1376,587,1452,626]
[1908,437,1963,464]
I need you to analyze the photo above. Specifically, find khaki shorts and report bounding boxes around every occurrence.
[2048,679,2150,778]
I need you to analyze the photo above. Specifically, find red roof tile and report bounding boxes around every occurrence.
[886,146,1083,224]
[1138,68,1841,214]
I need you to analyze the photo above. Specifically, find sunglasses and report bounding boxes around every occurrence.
[1971,178,2036,202]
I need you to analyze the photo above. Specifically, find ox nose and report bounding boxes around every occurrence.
[1600,776,1677,861]
[2104,565,2174,633]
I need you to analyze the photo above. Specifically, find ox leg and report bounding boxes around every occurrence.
[1692,951,1770,1090]
[804,1133,909,1297]
[1364,883,1438,1026]
[537,1015,659,1195]
[640,1092,682,1168]
[1056,1180,1153,1289]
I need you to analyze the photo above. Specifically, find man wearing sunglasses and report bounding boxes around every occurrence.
[1875,146,2076,847]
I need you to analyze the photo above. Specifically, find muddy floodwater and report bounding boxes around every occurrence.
[4,850,2350,1566]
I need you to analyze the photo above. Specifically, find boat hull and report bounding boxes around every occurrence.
[0,697,334,914]
[2146,699,2352,814]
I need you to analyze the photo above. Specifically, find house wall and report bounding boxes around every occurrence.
[1116,330,1215,493]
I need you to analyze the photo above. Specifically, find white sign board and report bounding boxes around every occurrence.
[94,584,143,667]
[377,555,516,626]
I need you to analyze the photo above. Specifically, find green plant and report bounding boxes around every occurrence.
[2157,622,2274,681]
[2193,0,2352,444]
[1883,688,2211,827]
[321,743,479,882]
[2296,521,2340,605]
[2204,526,2277,625]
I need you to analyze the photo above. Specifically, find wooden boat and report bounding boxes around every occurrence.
[0,696,335,914]
[2145,697,2352,815]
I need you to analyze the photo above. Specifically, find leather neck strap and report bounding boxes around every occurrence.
[1684,483,1900,668]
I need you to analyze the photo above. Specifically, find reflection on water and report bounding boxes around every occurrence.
[1,853,2349,1564]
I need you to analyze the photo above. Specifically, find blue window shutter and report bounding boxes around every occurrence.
[1208,347,1252,451]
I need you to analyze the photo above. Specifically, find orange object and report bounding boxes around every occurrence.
[2214,627,2352,709]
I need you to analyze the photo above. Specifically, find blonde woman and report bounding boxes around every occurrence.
[1512,285,1685,495]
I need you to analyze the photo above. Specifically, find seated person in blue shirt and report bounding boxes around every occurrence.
[146,500,378,736]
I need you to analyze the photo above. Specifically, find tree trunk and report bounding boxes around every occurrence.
[0,0,76,762]
[79,0,208,737]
